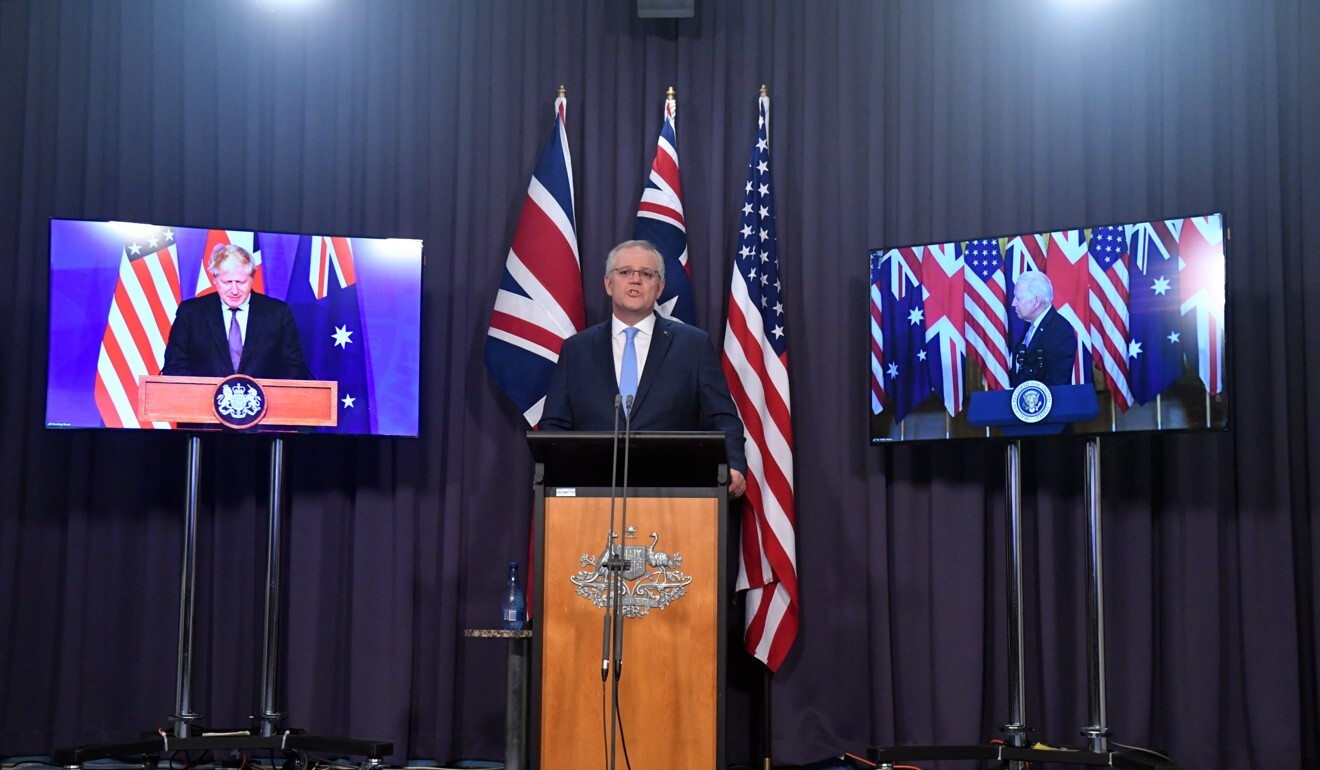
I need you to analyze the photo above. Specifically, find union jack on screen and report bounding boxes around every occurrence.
[633,90,695,324]
[485,92,585,426]
[94,226,182,429]
[721,91,798,672]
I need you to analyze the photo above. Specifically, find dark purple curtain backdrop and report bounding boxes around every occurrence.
[1,1,1316,768]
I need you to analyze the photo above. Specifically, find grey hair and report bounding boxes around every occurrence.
[1015,270,1054,304]
[604,240,665,281]
[208,243,256,277]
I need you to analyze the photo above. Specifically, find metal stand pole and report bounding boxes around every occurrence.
[1001,440,1030,764]
[1081,438,1110,751]
[172,435,203,738]
[259,437,286,737]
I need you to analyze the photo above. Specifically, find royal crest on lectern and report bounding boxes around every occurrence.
[212,375,268,429]
[570,526,692,618]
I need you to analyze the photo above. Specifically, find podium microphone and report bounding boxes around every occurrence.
[601,393,623,681]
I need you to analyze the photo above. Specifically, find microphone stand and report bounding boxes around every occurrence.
[601,394,623,684]
[608,394,635,770]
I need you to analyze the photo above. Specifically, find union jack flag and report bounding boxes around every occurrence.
[1088,225,1133,410]
[93,226,182,428]
[922,243,967,415]
[1045,230,1093,385]
[1178,216,1225,395]
[962,238,1011,391]
[722,91,797,672]
[485,92,585,426]
[633,90,694,323]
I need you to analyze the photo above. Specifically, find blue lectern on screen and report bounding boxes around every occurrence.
[868,213,1228,442]
[45,219,423,437]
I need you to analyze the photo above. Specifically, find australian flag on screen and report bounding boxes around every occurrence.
[874,249,933,422]
[286,235,372,433]
[1127,220,1185,405]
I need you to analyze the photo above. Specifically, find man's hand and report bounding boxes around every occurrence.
[729,469,747,499]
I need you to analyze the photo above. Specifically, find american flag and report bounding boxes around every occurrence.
[870,267,886,414]
[192,230,264,298]
[286,235,372,433]
[485,92,585,426]
[1128,219,1185,404]
[1045,230,1093,385]
[721,91,797,672]
[93,226,182,429]
[1178,216,1225,395]
[1087,225,1133,411]
[633,89,695,324]
[962,238,1011,391]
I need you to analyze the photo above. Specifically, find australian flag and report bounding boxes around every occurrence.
[633,94,694,323]
[875,247,933,422]
[1127,220,1185,405]
[286,235,372,433]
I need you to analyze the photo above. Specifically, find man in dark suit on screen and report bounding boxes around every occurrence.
[1009,270,1078,387]
[540,240,747,498]
[162,244,311,380]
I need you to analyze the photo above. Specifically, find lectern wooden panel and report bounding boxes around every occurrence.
[529,432,728,770]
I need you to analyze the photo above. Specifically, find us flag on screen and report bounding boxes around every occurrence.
[1087,225,1133,410]
[94,226,182,429]
[722,91,797,672]
[963,238,1011,390]
[484,92,585,426]
[633,90,695,323]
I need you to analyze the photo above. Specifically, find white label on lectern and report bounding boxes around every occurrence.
[555,487,577,497]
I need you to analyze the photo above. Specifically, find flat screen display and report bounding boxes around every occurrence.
[869,213,1227,442]
[45,219,423,436]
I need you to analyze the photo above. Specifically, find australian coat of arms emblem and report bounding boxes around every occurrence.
[570,527,692,617]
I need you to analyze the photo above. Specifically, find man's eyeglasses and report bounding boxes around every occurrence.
[611,267,660,282]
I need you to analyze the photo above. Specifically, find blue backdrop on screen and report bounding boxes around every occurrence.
[45,219,423,437]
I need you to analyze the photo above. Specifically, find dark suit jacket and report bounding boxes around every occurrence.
[540,314,747,474]
[1010,306,1078,387]
[162,292,311,380]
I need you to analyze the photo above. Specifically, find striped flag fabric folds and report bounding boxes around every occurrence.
[485,93,585,426]
[94,226,182,429]
[1087,225,1134,411]
[633,90,695,324]
[722,91,798,671]
[963,238,1011,391]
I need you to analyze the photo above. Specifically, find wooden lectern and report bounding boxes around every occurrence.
[528,431,730,770]
[137,375,338,428]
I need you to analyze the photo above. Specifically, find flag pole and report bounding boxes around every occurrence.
[759,80,773,770]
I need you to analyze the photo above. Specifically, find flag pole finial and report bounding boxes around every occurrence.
[557,85,566,98]
[760,84,768,97]
[666,86,677,100]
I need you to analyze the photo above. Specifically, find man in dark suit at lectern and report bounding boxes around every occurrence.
[1009,271,1078,387]
[163,244,311,381]
[541,240,747,498]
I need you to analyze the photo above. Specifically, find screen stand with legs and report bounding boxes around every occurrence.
[53,435,393,769]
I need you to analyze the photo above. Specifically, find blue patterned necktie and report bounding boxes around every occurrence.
[228,307,243,373]
[620,326,640,411]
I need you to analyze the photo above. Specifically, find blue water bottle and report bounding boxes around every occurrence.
[501,561,526,630]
